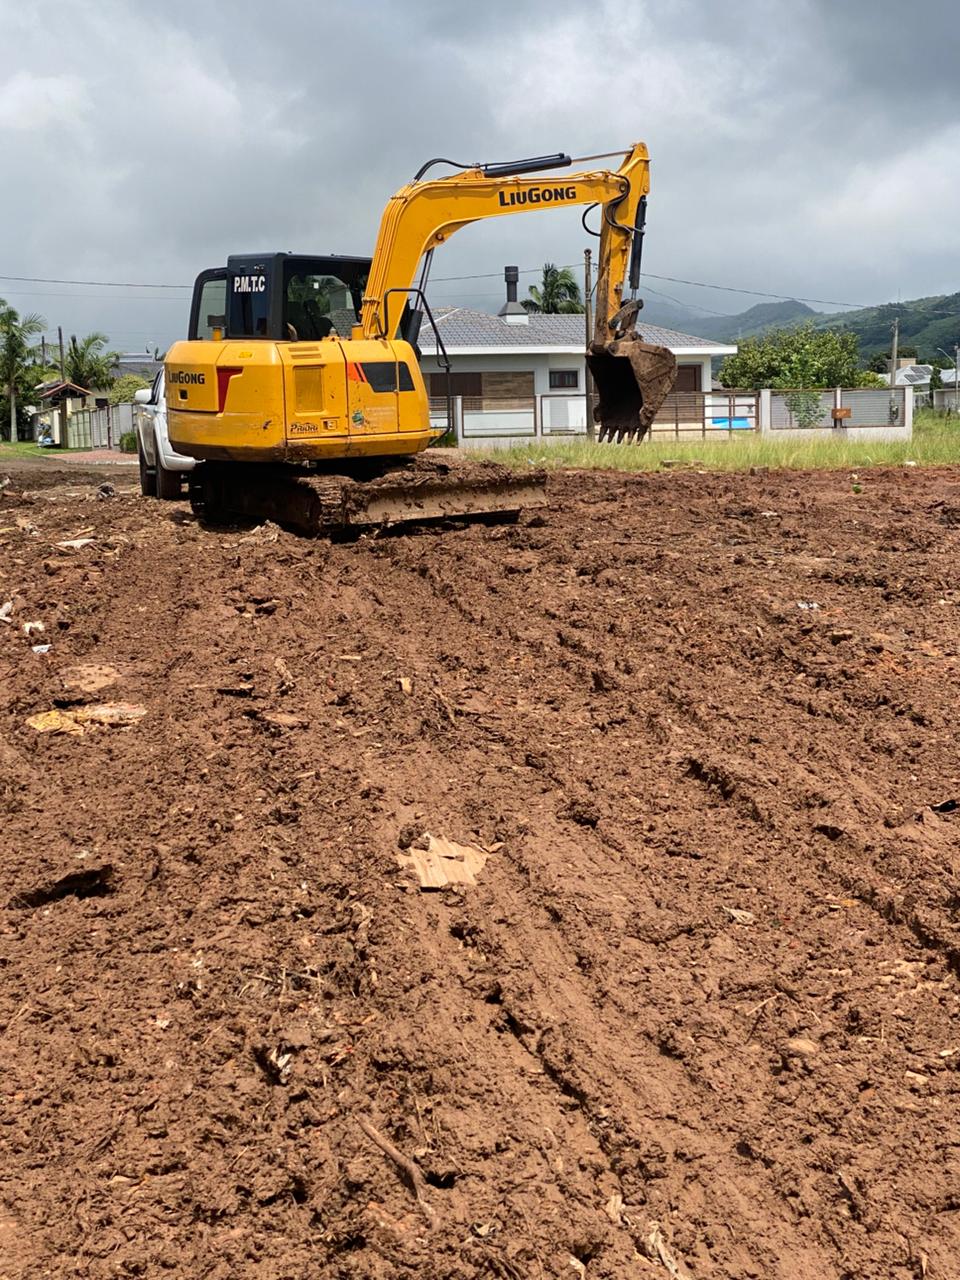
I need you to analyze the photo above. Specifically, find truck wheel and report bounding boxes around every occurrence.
[156,455,183,500]
[138,442,157,497]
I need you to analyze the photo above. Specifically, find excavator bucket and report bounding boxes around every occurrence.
[587,338,677,444]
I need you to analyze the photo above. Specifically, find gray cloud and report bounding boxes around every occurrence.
[2,0,958,351]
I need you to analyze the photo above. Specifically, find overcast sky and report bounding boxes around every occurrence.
[3,0,959,353]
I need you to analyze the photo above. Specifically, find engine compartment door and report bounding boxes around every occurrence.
[279,341,350,445]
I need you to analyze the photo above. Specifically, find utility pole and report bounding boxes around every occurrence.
[889,315,899,380]
[584,247,595,440]
[57,327,67,448]
[889,315,899,417]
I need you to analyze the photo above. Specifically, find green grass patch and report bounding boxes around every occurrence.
[0,440,50,459]
[0,441,94,459]
[488,409,960,474]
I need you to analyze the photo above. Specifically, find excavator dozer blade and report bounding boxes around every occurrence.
[189,451,547,537]
[587,339,677,444]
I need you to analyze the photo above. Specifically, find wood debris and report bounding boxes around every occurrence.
[642,1222,693,1278]
[358,1116,437,1229]
[60,663,122,695]
[397,833,489,890]
[26,703,147,735]
[721,906,756,925]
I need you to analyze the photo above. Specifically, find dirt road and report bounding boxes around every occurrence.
[1,460,959,1278]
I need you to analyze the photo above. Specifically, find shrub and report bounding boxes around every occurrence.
[118,430,138,454]
[109,374,151,406]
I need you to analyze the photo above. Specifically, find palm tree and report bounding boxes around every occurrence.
[0,300,46,441]
[522,263,584,314]
[65,332,120,390]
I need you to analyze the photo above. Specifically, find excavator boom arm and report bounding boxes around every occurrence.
[359,142,676,441]
[360,145,647,341]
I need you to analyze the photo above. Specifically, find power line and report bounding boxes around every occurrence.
[638,272,869,311]
[1,289,187,301]
[429,265,869,309]
[634,282,730,317]
[0,273,190,289]
[0,265,872,313]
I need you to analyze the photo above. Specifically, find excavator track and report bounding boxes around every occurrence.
[188,450,547,536]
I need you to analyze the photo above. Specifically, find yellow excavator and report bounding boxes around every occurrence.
[165,142,676,533]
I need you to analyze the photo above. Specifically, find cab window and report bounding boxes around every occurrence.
[228,267,271,337]
[195,277,227,339]
[188,269,228,340]
[283,269,364,342]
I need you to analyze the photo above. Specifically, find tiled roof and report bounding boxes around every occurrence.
[35,379,90,398]
[117,354,164,379]
[418,306,733,352]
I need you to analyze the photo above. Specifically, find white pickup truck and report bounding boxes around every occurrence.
[134,370,195,499]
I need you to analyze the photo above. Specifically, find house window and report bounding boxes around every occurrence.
[549,369,579,390]
[428,372,482,400]
[674,365,702,393]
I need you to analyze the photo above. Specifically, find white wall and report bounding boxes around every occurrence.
[933,388,960,412]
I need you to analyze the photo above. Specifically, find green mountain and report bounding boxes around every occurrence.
[813,293,960,361]
[648,289,960,361]
[685,299,817,342]
[639,297,817,339]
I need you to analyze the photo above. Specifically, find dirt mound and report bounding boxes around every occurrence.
[1,461,959,1277]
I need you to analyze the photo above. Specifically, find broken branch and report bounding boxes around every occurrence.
[357,1116,438,1229]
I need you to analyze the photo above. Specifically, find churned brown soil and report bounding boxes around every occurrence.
[1,459,959,1279]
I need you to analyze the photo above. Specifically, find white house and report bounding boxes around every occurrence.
[417,272,737,442]
[877,364,933,389]
[932,367,960,412]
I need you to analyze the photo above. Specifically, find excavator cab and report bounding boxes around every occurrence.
[187,254,371,344]
[167,253,436,467]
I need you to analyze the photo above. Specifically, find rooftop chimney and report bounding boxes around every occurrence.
[499,264,529,324]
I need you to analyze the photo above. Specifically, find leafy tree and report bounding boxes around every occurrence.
[0,300,46,441]
[64,332,120,390]
[930,365,943,392]
[718,323,878,389]
[108,373,151,406]
[523,263,584,314]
